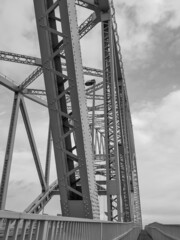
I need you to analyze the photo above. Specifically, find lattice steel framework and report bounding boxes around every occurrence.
[0,0,142,226]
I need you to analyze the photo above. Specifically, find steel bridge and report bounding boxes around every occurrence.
[0,0,179,239]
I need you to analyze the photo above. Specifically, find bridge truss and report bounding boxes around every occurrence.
[0,0,142,236]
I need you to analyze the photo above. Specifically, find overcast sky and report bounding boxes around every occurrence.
[0,0,180,227]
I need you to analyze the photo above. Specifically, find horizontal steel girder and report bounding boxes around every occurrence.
[0,51,41,66]
[0,51,103,76]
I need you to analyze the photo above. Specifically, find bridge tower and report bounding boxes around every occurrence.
[0,0,142,235]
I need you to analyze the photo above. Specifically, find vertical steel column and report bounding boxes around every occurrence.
[45,123,52,186]
[92,82,96,154]
[102,13,121,221]
[60,1,99,218]
[33,0,99,218]
[0,93,20,209]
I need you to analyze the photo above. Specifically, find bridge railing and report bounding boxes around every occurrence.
[145,222,180,240]
[0,210,141,240]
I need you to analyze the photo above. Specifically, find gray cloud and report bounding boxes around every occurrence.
[133,90,180,225]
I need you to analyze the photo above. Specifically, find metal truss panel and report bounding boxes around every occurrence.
[0,51,41,66]
[110,5,142,224]
[79,12,100,39]
[0,0,142,226]
[111,40,132,222]
[102,17,121,222]
[110,0,142,225]
[33,0,76,218]
[33,0,99,219]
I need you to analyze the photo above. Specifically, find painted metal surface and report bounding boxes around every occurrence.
[0,211,141,240]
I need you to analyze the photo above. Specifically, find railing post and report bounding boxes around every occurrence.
[38,221,48,240]
[101,222,103,240]
[3,219,11,240]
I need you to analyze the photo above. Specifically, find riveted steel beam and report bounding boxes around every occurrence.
[0,50,41,66]
[23,89,46,95]
[33,0,99,219]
